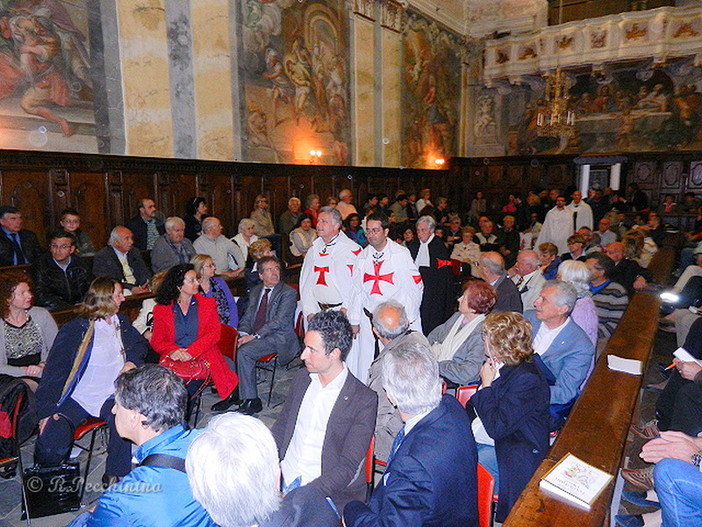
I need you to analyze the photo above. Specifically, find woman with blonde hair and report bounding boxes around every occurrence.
[469,311,550,523]
[34,277,148,485]
[191,253,238,328]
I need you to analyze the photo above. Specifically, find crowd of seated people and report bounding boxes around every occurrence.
[1,183,695,526]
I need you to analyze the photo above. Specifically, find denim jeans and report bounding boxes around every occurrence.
[476,443,499,490]
[654,458,702,527]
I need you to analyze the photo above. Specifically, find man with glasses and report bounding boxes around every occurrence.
[32,229,91,310]
[125,198,165,250]
[60,208,95,256]
[0,205,42,266]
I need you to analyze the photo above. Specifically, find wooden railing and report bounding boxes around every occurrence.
[503,246,675,526]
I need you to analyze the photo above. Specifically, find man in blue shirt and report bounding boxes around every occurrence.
[71,365,215,527]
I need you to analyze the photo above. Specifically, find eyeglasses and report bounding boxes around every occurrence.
[183,277,199,283]
[366,227,385,234]
[50,244,72,250]
[257,200,268,204]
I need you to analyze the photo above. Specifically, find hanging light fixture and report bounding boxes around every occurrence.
[536,0,576,138]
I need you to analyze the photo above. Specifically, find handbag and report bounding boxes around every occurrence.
[22,461,81,519]
[159,355,211,382]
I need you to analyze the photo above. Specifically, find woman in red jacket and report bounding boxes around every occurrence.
[151,264,238,418]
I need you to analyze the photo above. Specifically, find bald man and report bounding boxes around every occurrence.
[92,226,151,293]
[511,249,546,311]
[479,251,523,313]
[366,301,430,462]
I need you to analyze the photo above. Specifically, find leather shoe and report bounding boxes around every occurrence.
[235,398,263,415]
[621,466,655,491]
[630,419,660,440]
[211,387,241,412]
[102,474,121,489]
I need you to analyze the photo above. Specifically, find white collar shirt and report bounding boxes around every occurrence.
[533,318,569,356]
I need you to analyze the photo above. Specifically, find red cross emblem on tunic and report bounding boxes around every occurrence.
[363,260,394,295]
[352,248,362,256]
[314,266,329,286]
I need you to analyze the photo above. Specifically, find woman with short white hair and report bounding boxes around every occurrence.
[231,218,259,266]
[558,259,598,346]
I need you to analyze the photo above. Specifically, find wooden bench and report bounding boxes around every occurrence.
[503,245,676,526]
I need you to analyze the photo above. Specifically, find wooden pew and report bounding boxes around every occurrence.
[502,246,675,526]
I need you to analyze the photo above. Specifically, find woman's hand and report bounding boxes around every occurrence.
[120,361,137,374]
[169,348,192,361]
[24,363,44,377]
[479,359,496,388]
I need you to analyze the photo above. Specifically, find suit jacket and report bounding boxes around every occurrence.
[524,311,594,406]
[238,281,299,364]
[0,229,42,266]
[514,270,546,311]
[493,274,523,313]
[260,486,339,527]
[407,236,454,334]
[344,395,478,527]
[272,368,377,511]
[470,361,550,522]
[125,215,165,250]
[151,295,237,399]
[92,246,152,289]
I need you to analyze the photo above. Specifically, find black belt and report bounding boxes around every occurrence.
[318,302,343,310]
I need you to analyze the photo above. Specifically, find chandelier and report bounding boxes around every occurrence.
[536,0,576,139]
[536,68,576,138]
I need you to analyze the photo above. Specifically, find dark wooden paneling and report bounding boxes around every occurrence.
[71,172,108,247]
[0,170,51,243]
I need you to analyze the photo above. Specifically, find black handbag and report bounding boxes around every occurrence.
[21,461,81,519]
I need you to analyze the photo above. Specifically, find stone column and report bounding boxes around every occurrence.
[351,0,376,166]
[380,1,405,167]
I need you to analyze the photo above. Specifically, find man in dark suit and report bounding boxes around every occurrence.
[479,251,523,313]
[230,255,299,414]
[92,226,151,293]
[272,310,377,512]
[125,198,165,250]
[605,241,651,296]
[408,215,455,334]
[344,341,478,527]
[0,205,42,266]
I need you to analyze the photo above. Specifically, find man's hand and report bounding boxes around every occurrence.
[221,269,244,279]
[238,335,255,347]
[131,285,150,295]
[39,414,61,435]
[633,276,647,291]
[641,431,702,464]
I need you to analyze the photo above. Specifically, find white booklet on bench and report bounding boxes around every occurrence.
[540,453,614,509]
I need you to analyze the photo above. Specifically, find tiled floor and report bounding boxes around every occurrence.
[0,358,304,527]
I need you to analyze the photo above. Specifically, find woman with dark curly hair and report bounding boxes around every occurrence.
[343,212,366,247]
[151,264,238,414]
[0,271,58,389]
[427,280,496,386]
[469,311,550,523]
[34,277,148,485]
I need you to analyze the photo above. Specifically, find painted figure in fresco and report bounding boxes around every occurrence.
[636,83,669,112]
[0,11,24,98]
[284,38,312,126]
[11,15,72,136]
[592,84,615,113]
[262,47,293,126]
[654,84,701,149]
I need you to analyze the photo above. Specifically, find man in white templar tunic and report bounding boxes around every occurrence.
[299,205,361,328]
[350,212,423,382]
[536,194,574,255]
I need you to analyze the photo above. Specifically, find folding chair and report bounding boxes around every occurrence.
[477,462,496,527]
[365,435,375,500]
[455,384,479,408]
[256,353,278,406]
[73,418,109,502]
[0,392,30,526]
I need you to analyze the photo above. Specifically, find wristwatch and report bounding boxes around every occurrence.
[690,449,702,470]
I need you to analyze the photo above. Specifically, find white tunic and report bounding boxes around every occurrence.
[566,200,594,230]
[536,206,574,255]
[350,239,423,381]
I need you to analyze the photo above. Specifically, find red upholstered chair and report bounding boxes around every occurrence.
[256,353,278,406]
[1,392,30,526]
[73,418,109,501]
[217,325,238,361]
[477,462,496,527]
[365,435,376,500]
[455,384,479,408]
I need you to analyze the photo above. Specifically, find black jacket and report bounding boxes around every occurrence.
[125,215,165,250]
[0,229,42,266]
[92,246,152,289]
[31,253,91,311]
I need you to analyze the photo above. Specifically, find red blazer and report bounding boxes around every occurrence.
[151,294,237,399]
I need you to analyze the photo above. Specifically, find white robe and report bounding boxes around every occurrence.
[566,201,594,231]
[349,239,423,382]
[299,231,361,324]
[536,206,574,255]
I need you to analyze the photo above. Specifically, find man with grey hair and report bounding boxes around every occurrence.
[186,413,338,527]
[336,188,357,220]
[150,216,196,272]
[367,300,431,462]
[510,249,546,311]
[299,205,361,325]
[193,216,244,278]
[525,280,595,428]
[278,196,302,235]
[92,226,151,293]
[408,215,454,334]
[72,365,214,526]
[479,251,523,313]
[344,342,478,527]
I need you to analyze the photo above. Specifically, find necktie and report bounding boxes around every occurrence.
[515,276,524,289]
[386,426,406,467]
[254,288,270,332]
[10,233,25,264]
[119,256,136,285]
